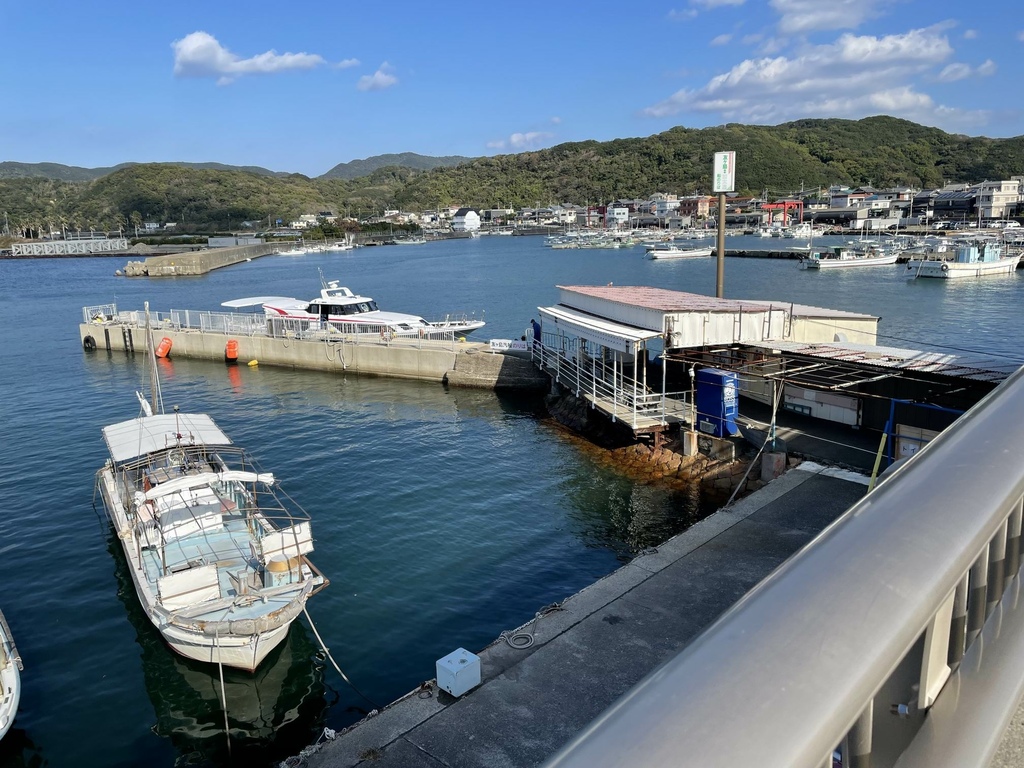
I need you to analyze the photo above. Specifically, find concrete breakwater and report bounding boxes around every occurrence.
[123,243,277,276]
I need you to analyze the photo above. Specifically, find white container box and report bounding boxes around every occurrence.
[436,647,481,697]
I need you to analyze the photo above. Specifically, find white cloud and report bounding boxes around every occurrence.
[711,34,733,46]
[172,31,325,85]
[335,58,360,69]
[357,63,398,92]
[692,0,745,6]
[742,33,763,45]
[963,29,978,40]
[641,27,987,130]
[550,116,562,125]
[488,131,555,151]
[938,59,997,81]
[769,0,885,34]
[668,8,698,20]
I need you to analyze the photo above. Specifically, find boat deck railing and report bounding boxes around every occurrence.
[83,304,463,350]
[545,364,1024,768]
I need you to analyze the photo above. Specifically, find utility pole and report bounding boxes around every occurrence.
[712,152,736,299]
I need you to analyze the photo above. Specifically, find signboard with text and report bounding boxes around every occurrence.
[713,151,736,193]
[489,339,530,352]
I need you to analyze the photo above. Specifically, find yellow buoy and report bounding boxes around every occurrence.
[247,359,259,367]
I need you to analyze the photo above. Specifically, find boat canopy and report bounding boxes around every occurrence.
[102,413,233,463]
[221,296,297,309]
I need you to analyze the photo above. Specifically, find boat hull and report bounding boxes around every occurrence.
[647,247,713,260]
[907,258,1019,279]
[0,615,20,741]
[801,253,899,269]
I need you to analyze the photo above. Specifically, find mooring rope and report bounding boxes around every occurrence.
[303,606,379,710]
[215,630,231,758]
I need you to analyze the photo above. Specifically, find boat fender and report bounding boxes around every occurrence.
[225,339,239,364]
[155,336,173,358]
[941,263,949,272]
[83,335,97,351]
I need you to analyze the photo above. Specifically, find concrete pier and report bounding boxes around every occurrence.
[294,463,868,768]
[123,243,278,276]
[79,319,549,390]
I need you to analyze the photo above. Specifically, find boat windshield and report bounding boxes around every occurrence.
[313,301,380,316]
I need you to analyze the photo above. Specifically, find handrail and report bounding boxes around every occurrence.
[545,364,1024,768]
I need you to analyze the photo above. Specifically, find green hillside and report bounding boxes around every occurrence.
[319,152,472,180]
[2,117,1022,233]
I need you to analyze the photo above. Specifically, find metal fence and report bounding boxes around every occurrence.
[545,364,1024,768]
[83,303,461,350]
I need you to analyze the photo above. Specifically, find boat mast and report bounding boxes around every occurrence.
[144,301,164,415]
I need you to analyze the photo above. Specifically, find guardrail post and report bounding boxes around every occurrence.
[948,574,969,667]
[848,700,873,768]
[1008,499,1023,581]
[987,522,1008,619]
[967,544,989,649]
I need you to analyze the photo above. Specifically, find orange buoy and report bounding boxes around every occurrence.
[155,336,173,358]
[225,339,239,362]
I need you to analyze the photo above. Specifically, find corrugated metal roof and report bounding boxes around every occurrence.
[557,286,877,320]
[102,413,233,464]
[747,340,1018,382]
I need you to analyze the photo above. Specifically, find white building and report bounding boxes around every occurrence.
[452,208,481,232]
[974,180,1020,220]
[606,206,630,228]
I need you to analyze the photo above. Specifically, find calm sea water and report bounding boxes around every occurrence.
[1,234,1021,767]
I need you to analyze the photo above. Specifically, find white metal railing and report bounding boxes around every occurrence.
[545,364,1024,768]
[83,304,460,350]
[532,339,690,429]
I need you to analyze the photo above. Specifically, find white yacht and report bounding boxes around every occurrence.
[224,277,485,338]
[799,245,899,270]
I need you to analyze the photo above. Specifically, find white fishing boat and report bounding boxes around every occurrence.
[646,243,713,260]
[906,241,1020,279]
[799,244,899,270]
[394,236,427,245]
[0,610,21,740]
[96,320,328,671]
[223,275,485,337]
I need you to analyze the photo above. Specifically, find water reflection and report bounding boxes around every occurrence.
[108,536,331,767]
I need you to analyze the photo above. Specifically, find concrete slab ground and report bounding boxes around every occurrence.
[296,464,869,768]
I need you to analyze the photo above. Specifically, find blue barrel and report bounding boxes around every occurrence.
[695,368,739,437]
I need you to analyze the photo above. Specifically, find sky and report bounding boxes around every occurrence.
[2,0,1021,177]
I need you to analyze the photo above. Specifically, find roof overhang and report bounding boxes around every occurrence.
[102,413,233,464]
[539,305,662,355]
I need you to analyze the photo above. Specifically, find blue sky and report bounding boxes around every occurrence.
[2,0,1020,176]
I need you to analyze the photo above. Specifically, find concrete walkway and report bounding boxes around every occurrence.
[297,463,868,768]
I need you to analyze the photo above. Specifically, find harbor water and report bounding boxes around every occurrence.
[0,234,1022,767]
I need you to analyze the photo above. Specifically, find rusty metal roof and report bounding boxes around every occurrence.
[747,340,1018,383]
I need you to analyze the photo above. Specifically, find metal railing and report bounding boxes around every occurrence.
[82,304,461,350]
[545,365,1024,768]
[532,339,690,429]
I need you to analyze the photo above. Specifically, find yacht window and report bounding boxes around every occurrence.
[399,324,412,330]
[357,303,372,313]
[368,301,379,311]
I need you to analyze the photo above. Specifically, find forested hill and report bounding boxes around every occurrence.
[319,152,473,180]
[0,160,286,182]
[3,117,1023,232]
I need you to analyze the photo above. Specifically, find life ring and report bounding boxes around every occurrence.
[941,263,949,272]
[83,335,97,351]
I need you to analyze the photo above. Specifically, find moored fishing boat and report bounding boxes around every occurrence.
[799,244,899,270]
[906,241,1020,279]
[0,610,21,740]
[96,321,328,671]
[646,243,713,260]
